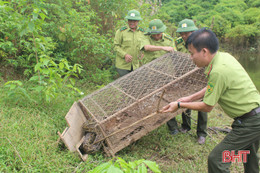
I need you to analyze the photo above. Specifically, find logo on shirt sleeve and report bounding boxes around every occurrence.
[207,82,214,93]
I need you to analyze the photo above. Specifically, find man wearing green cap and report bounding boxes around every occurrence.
[114,9,145,77]
[140,19,177,65]
[140,19,178,137]
[167,19,208,145]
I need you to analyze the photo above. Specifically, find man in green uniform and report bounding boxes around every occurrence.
[140,19,178,137]
[167,19,208,145]
[114,9,145,77]
[140,19,176,65]
[140,19,179,136]
[161,28,260,173]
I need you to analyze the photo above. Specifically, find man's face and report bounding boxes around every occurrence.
[188,44,206,67]
[128,20,139,29]
[151,33,162,41]
[180,31,192,42]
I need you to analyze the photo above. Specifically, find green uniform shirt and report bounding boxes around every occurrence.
[203,52,260,118]
[175,37,188,53]
[140,33,177,64]
[114,26,145,70]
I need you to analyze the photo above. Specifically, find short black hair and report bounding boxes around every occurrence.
[186,27,219,54]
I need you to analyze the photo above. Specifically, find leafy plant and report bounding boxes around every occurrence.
[88,157,161,173]
[29,58,83,102]
[4,80,31,101]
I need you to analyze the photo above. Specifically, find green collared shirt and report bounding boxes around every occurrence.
[114,26,145,70]
[203,52,260,118]
[140,33,176,64]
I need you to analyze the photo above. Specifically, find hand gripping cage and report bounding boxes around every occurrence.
[59,52,207,160]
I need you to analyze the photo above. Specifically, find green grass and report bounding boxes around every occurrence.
[0,79,254,173]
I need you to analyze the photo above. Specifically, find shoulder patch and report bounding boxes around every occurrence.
[164,34,173,41]
[120,26,128,31]
[137,27,145,32]
[175,37,184,45]
[207,82,214,94]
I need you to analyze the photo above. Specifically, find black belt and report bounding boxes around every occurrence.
[234,106,260,120]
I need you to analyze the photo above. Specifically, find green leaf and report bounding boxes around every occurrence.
[42,58,50,66]
[5,80,23,87]
[134,159,145,165]
[45,94,51,102]
[107,165,124,173]
[21,7,27,13]
[34,63,41,72]
[33,8,40,14]
[50,61,58,67]
[69,78,75,85]
[128,161,137,169]
[137,163,147,173]
[28,22,35,32]
[39,43,45,51]
[10,84,16,90]
[29,76,39,81]
[19,28,27,37]
[32,12,38,20]
[7,91,15,97]
[116,157,129,169]
[15,81,23,86]
[39,12,46,20]
[17,87,30,99]
[32,86,44,92]
[59,63,64,70]
[42,8,48,15]
[89,162,112,173]
[0,1,10,5]
[143,161,161,173]
[4,81,12,85]
[42,69,49,75]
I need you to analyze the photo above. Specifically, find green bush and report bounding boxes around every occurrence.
[226,24,260,47]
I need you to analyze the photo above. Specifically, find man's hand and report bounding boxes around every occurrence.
[162,46,174,52]
[161,102,178,113]
[125,54,133,62]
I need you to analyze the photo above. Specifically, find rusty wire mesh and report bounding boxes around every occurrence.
[81,51,207,122]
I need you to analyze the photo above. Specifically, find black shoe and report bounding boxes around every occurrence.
[170,129,179,135]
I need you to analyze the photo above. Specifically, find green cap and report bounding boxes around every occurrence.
[176,19,198,33]
[146,19,166,35]
[125,9,142,21]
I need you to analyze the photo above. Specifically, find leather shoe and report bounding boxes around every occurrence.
[198,136,206,145]
[170,129,179,135]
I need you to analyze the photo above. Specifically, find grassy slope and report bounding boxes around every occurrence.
[0,78,249,173]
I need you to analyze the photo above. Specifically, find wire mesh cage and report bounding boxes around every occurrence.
[59,51,207,160]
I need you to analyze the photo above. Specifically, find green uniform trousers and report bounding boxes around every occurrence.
[167,109,208,137]
[116,67,133,77]
[208,112,260,173]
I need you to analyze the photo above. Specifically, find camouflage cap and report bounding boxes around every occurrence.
[176,19,198,33]
[125,9,142,21]
[146,19,166,35]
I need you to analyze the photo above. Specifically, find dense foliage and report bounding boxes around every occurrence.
[159,0,260,46]
[0,0,259,101]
